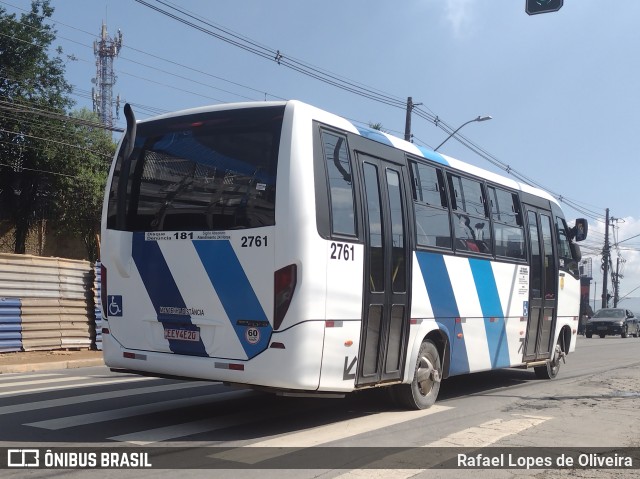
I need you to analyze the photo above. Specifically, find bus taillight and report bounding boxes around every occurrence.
[274,264,297,330]
[100,263,107,319]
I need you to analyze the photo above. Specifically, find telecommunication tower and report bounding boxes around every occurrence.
[92,22,122,128]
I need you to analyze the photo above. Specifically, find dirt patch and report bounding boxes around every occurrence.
[0,349,103,370]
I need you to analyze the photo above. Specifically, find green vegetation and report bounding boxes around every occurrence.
[0,1,114,260]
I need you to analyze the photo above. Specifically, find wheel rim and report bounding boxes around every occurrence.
[550,345,561,375]
[416,356,440,396]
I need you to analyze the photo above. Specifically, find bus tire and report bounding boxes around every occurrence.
[391,340,441,410]
[534,343,562,380]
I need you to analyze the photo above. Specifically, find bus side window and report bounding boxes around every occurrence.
[556,216,579,276]
[321,131,357,237]
[410,161,452,249]
[489,186,525,260]
[448,173,492,255]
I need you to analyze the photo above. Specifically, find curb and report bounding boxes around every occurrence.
[0,358,104,375]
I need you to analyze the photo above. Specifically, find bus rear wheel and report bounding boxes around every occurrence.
[391,340,441,410]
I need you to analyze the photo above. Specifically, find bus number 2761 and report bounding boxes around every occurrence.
[330,242,355,261]
[241,235,268,247]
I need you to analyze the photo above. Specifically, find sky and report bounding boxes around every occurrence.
[3,0,640,304]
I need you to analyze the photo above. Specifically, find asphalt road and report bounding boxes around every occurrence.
[0,335,638,478]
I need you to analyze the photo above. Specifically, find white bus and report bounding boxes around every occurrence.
[100,100,587,409]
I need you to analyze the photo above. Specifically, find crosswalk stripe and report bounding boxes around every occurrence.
[212,405,452,464]
[112,404,453,448]
[0,376,154,398]
[26,390,255,430]
[0,376,93,389]
[108,411,264,445]
[0,381,216,416]
[0,373,64,381]
[254,405,452,447]
[331,414,552,478]
[109,401,313,445]
[425,414,550,447]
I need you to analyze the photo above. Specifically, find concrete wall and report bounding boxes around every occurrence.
[0,220,89,260]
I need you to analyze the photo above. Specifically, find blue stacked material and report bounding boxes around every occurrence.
[94,262,103,350]
[0,297,22,353]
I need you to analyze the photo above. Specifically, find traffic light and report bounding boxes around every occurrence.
[526,0,563,15]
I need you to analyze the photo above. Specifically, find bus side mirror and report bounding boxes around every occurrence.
[571,218,588,242]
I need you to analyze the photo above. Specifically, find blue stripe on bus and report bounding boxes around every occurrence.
[415,146,450,166]
[355,126,394,146]
[469,259,511,369]
[416,251,470,375]
[193,240,271,359]
[132,233,208,357]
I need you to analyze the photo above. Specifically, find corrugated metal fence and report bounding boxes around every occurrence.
[0,253,98,351]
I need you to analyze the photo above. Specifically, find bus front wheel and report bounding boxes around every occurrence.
[391,340,441,410]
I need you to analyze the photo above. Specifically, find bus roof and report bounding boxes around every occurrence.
[136,99,558,207]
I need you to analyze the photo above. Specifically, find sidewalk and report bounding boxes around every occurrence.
[0,349,104,374]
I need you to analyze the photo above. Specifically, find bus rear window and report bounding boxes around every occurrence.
[106,106,284,231]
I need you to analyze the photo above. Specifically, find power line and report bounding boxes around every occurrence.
[0,2,285,105]
[0,0,611,222]
[0,159,98,180]
[133,0,407,109]
[0,96,123,132]
[0,127,112,158]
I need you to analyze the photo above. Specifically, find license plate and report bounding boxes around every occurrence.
[597,326,608,331]
[164,328,200,342]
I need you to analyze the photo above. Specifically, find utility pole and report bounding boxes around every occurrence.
[404,96,422,142]
[404,97,413,142]
[613,256,625,307]
[601,208,610,308]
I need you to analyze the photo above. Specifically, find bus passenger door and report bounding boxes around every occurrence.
[523,206,557,362]
[356,154,411,387]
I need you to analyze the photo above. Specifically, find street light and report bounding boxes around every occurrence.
[434,115,492,151]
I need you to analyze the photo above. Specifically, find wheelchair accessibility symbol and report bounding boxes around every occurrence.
[108,295,123,317]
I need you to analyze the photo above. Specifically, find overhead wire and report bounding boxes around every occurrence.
[0,2,284,108]
[133,0,407,109]
[4,0,632,293]
[128,0,606,216]
[0,127,112,158]
[2,0,610,222]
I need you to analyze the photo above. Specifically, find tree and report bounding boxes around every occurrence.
[0,1,73,253]
[368,122,386,132]
[52,108,114,261]
[1,1,114,261]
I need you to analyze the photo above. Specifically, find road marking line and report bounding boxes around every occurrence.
[108,406,416,448]
[26,390,254,430]
[255,405,452,447]
[425,414,551,447]
[0,381,215,416]
[332,414,552,478]
[213,405,452,464]
[108,410,266,445]
[334,471,416,479]
[0,373,63,381]
[0,376,92,389]
[0,376,154,398]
